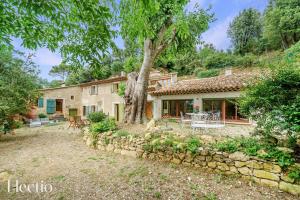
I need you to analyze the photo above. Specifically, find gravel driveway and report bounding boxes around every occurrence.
[0,124,297,200]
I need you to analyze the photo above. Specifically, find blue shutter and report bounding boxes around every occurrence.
[38,98,44,108]
[46,99,56,114]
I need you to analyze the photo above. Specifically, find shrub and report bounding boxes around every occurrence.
[38,113,47,118]
[113,130,130,138]
[258,146,295,168]
[118,82,126,97]
[185,137,201,154]
[197,69,219,78]
[288,168,300,182]
[214,139,239,153]
[87,111,107,123]
[90,118,116,134]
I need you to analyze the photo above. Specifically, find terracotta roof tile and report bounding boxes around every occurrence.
[150,72,258,96]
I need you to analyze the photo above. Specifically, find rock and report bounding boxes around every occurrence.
[86,137,94,147]
[253,170,280,181]
[146,119,156,131]
[208,162,217,168]
[257,149,268,157]
[235,161,247,168]
[217,162,229,171]
[260,179,279,188]
[106,144,114,152]
[230,166,238,173]
[229,152,249,161]
[281,174,295,183]
[120,150,137,158]
[205,156,212,162]
[238,167,252,175]
[213,155,224,162]
[277,147,294,154]
[246,160,263,169]
[263,163,282,173]
[279,181,300,195]
[171,158,181,164]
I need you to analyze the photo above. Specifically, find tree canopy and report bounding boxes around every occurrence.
[227,8,262,54]
[0,47,40,125]
[0,0,114,68]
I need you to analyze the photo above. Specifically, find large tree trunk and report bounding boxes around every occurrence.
[124,39,154,124]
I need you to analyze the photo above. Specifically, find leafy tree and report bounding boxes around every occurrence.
[49,62,71,81]
[239,42,300,144]
[263,0,300,50]
[49,80,64,88]
[0,47,40,129]
[0,0,113,68]
[228,8,262,54]
[120,0,213,123]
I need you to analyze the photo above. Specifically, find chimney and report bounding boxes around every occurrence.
[170,72,177,84]
[225,68,232,76]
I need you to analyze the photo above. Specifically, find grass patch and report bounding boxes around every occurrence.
[53,175,65,182]
[128,166,148,179]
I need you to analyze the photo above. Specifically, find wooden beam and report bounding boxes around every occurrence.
[221,100,226,121]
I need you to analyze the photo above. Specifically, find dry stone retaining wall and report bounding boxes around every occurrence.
[83,131,300,196]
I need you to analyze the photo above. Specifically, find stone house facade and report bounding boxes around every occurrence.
[36,70,256,124]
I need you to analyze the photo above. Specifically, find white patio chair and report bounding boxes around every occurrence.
[180,111,192,128]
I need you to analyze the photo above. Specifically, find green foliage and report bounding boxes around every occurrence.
[239,64,300,139]
[214,139,239,153]
[197,69,219,78]
[263,0,300,50]
[49,62,71,81]
[90,118,117,134]
[118,82,126,97]
[113,130,130,138]
[48,80,63,88]
[123,57,140,73]
[38,113,47,118]
[227,8,262,54]
[1,0,113,69]
[186,137,201,154]
[0,48,40,126]
[258,146,295,168]
[87,111,107,123]
[288,168,300,182]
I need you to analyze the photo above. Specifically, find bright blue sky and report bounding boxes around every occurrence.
[12,0,268,81]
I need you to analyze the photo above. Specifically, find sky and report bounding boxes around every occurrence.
[12,0,269,81]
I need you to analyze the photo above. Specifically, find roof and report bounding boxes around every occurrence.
[79,76,127,87]
[150,72,258,96]
[39,84,79,91]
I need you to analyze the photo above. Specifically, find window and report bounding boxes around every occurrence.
[91,105,96,112]
[112,83,119,93]
[162,99,193,117]
[71,95,74,100]
[90,86,98,95]
[83,106,87,116]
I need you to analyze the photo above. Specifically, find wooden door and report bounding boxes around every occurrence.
[114,104,119,121]
[146,102,153,119]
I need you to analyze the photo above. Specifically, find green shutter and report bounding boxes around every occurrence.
[46,99,56,114]
[38,98,44,108]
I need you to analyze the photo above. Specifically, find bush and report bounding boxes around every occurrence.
[118,82,126,97]
[288,168,300,182]
[38,113,47,118]
[90,118,116,134]
[186,137,201,154]
[87,111,107,123]
[197,69,219,78]
[214,139,239,153]
[113,130,130,138]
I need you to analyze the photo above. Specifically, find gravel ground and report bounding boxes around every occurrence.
[0,124,297,200]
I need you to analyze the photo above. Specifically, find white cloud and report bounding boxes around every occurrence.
[201,15,234,50]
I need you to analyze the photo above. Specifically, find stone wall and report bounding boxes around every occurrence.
[83,131,300,196]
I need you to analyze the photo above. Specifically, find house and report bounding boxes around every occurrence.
[36,69,257,124]
[149,70,258,124]
[36,76,126,121]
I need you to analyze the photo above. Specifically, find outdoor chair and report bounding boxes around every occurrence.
[29,119,42,128]
[191,112,225,133]
[180,111,192,127]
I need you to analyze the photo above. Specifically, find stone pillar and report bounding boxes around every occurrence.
[153,98,162,120]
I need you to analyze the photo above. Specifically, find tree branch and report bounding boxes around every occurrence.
[153,28,176,59]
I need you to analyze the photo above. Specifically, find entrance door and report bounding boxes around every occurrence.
[56,99,63,113]
[114,104,119,121]
[146,101,153,119]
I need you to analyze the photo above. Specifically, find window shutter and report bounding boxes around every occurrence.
[96,86,98,95]
[46,99,56,114]
[38,98,44,108]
